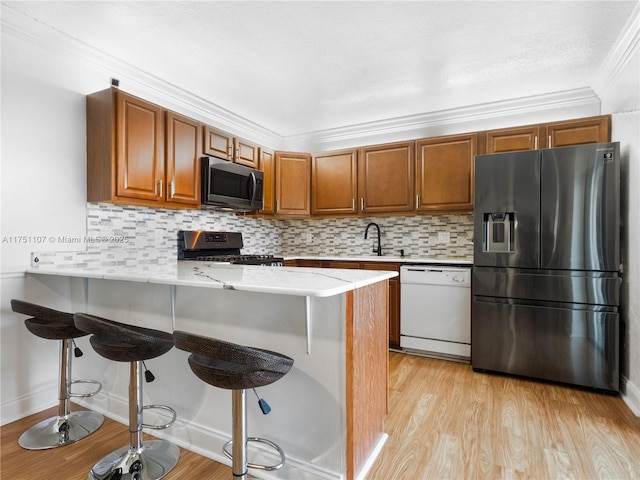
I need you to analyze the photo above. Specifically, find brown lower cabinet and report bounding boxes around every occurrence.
[287,259,401,349]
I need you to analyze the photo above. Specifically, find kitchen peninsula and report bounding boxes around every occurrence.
[25,262,396,480]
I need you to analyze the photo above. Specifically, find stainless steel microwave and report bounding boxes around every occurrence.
[201,156,264,212]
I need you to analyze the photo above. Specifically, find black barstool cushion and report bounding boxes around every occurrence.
[11,299,87,340]
[173,331,293,390]
[74,313,173,363]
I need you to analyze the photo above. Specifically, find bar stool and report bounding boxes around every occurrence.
[173,330,294,480]
[10,299,104,450]
[74,313,180,480]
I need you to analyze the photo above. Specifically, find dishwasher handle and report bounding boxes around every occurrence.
[400,265,471,286]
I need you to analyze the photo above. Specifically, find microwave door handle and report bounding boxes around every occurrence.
[249,171,257,206]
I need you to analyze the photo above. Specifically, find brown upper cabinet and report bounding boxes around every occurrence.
[358,141,415,214]
[275,151,312,217]
[234,138,260,168]
[86,88,200,208]
[312,149,358,215]
[545,115,611,148]
[259,147,276,215]
[202,125,260,168]
[166,112,202,206]
[483,115,611,154]
[484,125,543,154]
[415,133,477,213]
[203,125,233,160]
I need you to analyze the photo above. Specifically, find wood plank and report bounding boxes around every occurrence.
[0,405,230,480]
[365,353,640,479]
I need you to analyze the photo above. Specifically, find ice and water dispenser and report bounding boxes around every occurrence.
[483,212,514,253]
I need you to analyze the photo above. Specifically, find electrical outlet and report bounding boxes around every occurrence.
[438,231,450,243]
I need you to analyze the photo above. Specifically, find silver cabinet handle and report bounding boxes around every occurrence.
[548,135,552,147]
[352,198,355,212]
[157,180,163,197]
[534,136,538,150]
[170,181,175,197]
[361,198,364,211]
[416,194,419,209]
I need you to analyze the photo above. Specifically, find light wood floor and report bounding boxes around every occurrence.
[367,353,640,479]
[2,352,640,479]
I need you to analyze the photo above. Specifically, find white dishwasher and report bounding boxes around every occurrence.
[400,265,471,362]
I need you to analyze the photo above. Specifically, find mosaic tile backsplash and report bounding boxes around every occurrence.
[31,203,474,267]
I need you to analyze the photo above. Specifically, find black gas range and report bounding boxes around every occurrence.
[177,230,284,266]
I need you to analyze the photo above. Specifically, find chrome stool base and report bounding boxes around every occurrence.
[223,436,286,471]
[19,410,104,450]
[88,440,180,480]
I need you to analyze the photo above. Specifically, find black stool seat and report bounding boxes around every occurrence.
[74,314,173,363]
[173,330,293,479]
[10,299,104,451]
[73,313,179,480]
[173,331,293,390]
[12,299,88,340]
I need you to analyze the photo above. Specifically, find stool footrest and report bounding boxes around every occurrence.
[142,404,177,430]
[223,437,285,471]
[69,379,102,398]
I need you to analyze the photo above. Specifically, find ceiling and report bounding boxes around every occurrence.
[4,1,638,137]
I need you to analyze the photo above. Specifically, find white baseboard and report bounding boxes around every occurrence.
[621,376,640,417]
[74,396,342,480]
[0,381,57,426]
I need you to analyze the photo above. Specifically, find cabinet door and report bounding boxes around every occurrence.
[116,92,165,201]
[312,149,358,215]
[485,125,542,153]
[363,262,401,349]
[326,261,362,269]
[166,112,201,206]
[358,141,414,214]
[295,259,323,268]
[203,125,233,160]
[546,115,611,148]
[259,147,276,215]
[415,133,476,213]
[234,137,260,168]
[275,152,311,216]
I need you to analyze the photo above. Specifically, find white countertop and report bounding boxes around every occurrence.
[26,262,398,297]
[287,255,472,265]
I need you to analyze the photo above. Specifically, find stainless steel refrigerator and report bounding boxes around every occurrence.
[472,142,621,392]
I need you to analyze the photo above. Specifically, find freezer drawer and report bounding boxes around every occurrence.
[472,267,621,306]
[472,297,619,391]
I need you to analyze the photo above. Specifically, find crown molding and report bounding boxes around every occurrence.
[0,4,285,149]
[285,88,601,151]
[592,1,640,95]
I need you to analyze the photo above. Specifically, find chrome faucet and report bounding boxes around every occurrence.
[364,222,382,256]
